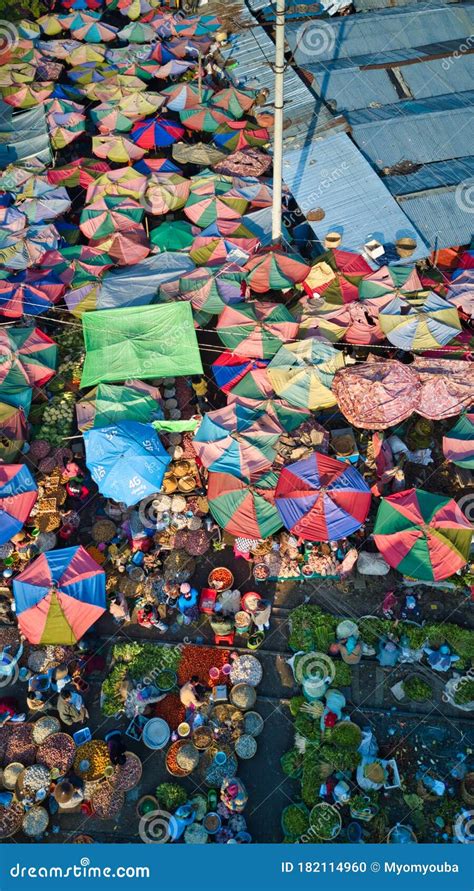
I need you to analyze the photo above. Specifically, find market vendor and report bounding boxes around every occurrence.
[137,603,168,633]
[177,583,199,625]
[109,593,130,626]
[209,611,235,641]
[423,643,460,672]
[251,598,272,632]
[0,696,25,725]
[220,777,248,813]
[53,780,84,810]
[377,636,400,668]
[57,689,88,725]
[179,676,206,710]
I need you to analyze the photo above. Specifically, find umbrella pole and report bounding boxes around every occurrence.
[272,0,285,243]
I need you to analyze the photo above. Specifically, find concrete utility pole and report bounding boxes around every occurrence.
[271,0,285,242]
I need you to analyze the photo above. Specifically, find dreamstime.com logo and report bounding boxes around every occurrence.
[9,860,151,879]
[455,179,474,215]
[0,21,19,61]
[139,809,176,844]
[294,652,336,686]
[293,21,335,62]
[454,810,474,844]
[0,650,20,688]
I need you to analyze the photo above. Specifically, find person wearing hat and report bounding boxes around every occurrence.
[209,610,234,641]
[57,689,88,726]
[177,583,199,625]
[423,642,460,672]
[53,780,84,811]
[109,592,130,626]
[50,664,71,694]
[26,690,49,714]
[252,598,272,632]
[400,593,422,624]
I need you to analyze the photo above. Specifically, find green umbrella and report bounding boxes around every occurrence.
[150,220,196,252]
[76,381,159,432]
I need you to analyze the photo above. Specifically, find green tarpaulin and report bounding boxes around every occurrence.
[80,303,203,387]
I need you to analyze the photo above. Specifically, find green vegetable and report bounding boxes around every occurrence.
[289,695,305,717]
[281,804,309,838]
[280,748,303,778]
[403,676,432,702]
[155,783,187,812]
[327,722,362,750]
[453,678,474,705]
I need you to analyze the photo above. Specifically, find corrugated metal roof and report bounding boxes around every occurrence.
[397,187,474,248]
[226,4,347,144]
[285,1,474,62]
[349,102,474,167]
[354,0,458,10]
[282,132,428,259]
[384,157,474,194]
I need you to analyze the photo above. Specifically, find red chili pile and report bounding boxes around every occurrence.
[177,645,231,687]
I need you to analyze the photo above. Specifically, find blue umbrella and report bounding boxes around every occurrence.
[84,421,171,507]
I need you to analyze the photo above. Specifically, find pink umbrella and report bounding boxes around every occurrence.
[94,228,150,265]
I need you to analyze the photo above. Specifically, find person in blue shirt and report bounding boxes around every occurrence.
[177,583,199,625]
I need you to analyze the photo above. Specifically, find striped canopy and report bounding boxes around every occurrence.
[0,464,37,545]
[13,546,106,644]
[207,469,282,539]
[442,413,474,470]
[374,488,473,581]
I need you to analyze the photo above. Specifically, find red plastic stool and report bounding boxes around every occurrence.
[214,632,235,646]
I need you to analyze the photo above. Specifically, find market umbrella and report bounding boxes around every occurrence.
[150,220,198,252]
[230,394,310,433]
[0,281,61,318]
[0,225,60,271]
[76,381,160,431]
[0,63,35,87]
[373,488,473,581]
[184,181,248,228]
[17,189,72,224]
[68,62,118,84]
[332,360,421,429]
[190,226,258,266]
[378,293,461,349]
[65,281,100,316]
[13,545,106,644]
[443,413,474,470]
[211,352,268,393]
[86,167,147,202]
[275,453,371,541]
[0,464,37,545]
[135,157,181,176]
[180,104,234,133]
[268,339,345,411]
[178,266,244,315]
[213,121,269,152]
[81,77,148,103]
[172,141,226,167]
[447,269,474,319]
[94,228,149,265]
[2,81,54,108]
[92,135,145,164]
[37,13,67,35]
[84,421,171,506]
[46,158,110,188]
[0,206,27,234]
[118,90,165,119]
[359,264,424,309]
[0,327,57,387]
[68,43,106,65]
[217,301,299,359]
[71,19,118,41]
[129,117,185,151]
[208,469,282,538]
[0,400,28,444]
[117,20,155,41]
[90,102,135,134]
[161,82,213,111]
[211,87,255,117]
[142,174,190,215]
[411,357,474,420]
[193,403,282,480]
[153,60,195,79]
[245,247,310,293]
[79,196,144,241]
[295,297,384,346]
[303,249,372,304]
[48,112,86,149]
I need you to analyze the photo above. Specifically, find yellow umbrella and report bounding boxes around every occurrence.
[379,293,462,350]
[86,167,148,203]
[268,339,346,410]
[92,135,145,164]
[0,64,36,87]
[68,44,107,66]
[37,14,66,36]
[118,91,165,119]
[82,76,146,102]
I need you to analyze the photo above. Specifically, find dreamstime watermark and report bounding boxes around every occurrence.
[442,35,474,70]
[9,860,150,879]
[456,492,474,522]
[454,809,474,844]
[294,21,335,62]
[283,162,349,229]
[294,652,336,687]
[455,179,474,215]
[0,21,19,61]
[0,649,20,688]
[300,802,342,843]
[139,808,175,844]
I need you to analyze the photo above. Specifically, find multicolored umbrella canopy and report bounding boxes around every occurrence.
[217,301,299,359]
[150,219,197,252]
[86,167,147,202]
[373,488,473,581]
[213,121,269,152]
[184,181,248,228]
[192,403,282,480]
[178,266,244,315]
[143,174,190,215]
[131,117,185,149]
[211,87,255,117]
[332,360,421,429]
[84,421,171,506]
[94,227,150,265]
[118,91,165,119]
[359,264,423,308]
[71,18,118,41]
[161,82,213,111]
[230,395,310,433]
[92,134,145,163]
[17,188,72,224]
[0,327,57,388]
[207,469,282,538]
[0,464,37,545]
[48,112,86,149]
[275,453,371,542]
[2,82,54,108]
[65,281,100,316]
[47,157,110,188]
[296,298,384,346]
[211,352,268,393]
[268,339,345,410]
[245,248,310,293]
[179,104,233,133]
[79,196,144,240]
[76,381,160,431]
[0,399,28,445]
[443,413,474,470]
[91,103,135,133]
[0,281,60,318]
[302,249,372,304]
[378,293,461,349]
[13,545,106,644]
[447,269,474,318]
[117,20,155,41]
